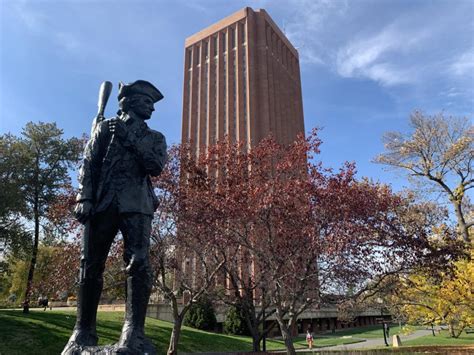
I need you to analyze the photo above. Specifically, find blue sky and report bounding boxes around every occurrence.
[1,0,473,192]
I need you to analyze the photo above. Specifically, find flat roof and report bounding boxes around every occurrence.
[184,7,299,58]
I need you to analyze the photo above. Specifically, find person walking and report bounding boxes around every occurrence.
[306,328,314,350]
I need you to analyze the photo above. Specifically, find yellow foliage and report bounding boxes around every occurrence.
[394,250,474,338]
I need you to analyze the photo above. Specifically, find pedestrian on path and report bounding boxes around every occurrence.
[306,329,314,350]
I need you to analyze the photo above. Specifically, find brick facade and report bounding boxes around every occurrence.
[181,7,305,152]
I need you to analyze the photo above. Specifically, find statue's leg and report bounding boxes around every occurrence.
[116,213,155,353]
[62,207,119,354]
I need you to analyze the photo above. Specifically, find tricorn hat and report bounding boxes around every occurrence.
[117,80,163,103]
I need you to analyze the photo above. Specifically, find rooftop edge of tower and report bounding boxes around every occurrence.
[184,7,299,58]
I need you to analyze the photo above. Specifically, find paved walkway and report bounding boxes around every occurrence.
[304,329,433,352]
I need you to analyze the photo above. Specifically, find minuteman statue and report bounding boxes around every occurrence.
[62,80,167,355]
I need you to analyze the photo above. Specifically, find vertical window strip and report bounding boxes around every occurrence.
[223,30,227,53]
[240,22,246,44]
[223,53,227,135]
[231,26,236,49]
[242,44,248,144]
[197,44,201,65]
[188,74,192,141]
[233,52,237,142]
[196,51,201,156]
[204,52,208,146]
[214,57,218,143]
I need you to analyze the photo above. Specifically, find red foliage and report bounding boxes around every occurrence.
[151,129,459,352]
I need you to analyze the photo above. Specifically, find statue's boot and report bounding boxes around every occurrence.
[115,273,156,355]
[61,279,102,355]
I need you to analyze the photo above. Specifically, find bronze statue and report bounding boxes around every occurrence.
[62,80,167,355]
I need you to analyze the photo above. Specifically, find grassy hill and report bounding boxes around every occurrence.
[2,309,355,354]
[2,309,472,354]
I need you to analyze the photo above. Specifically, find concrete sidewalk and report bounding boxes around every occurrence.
[304,329,432,352]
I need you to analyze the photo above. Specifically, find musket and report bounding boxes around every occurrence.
[79,81,113,283]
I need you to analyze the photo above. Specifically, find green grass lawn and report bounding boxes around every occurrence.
[1,311,472,354]
[0,310,362,355]
[402,329,474,347]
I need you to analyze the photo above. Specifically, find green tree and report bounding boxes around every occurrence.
[0,135,31,258]
[375,111,473,242]
[0,122,82,312]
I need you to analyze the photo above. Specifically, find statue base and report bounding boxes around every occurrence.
[62,341,157,355]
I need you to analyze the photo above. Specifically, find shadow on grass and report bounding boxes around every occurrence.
[0,310,75,355]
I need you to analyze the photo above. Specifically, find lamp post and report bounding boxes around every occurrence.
[381,309,389,346]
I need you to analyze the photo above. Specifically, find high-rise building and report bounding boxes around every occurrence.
[181,7,305,152]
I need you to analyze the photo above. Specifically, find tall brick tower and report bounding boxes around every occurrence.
[182,7,305,152]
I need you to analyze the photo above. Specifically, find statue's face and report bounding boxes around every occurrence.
[130,95,155,120]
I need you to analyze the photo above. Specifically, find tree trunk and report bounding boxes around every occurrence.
[167,315,183,355]
[167,294,186,355]
[23,199,40,314]
[448,322,456,338]
[275,311,296,355]
[244,308,260,352]
[251,332,260,352]
[453,200,470,242]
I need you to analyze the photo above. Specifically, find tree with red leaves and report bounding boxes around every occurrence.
[151,145,226,355]
[33,186,126,304]
[170,129,459,354]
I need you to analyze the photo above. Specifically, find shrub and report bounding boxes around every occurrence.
[223,304,250,335]
[183,297,217,331]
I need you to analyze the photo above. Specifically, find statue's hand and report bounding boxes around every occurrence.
[74,200,93,224]
[108,118,127,141]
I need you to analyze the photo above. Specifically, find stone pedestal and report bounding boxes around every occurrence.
[392,334,402,347]
[63,342,157,355]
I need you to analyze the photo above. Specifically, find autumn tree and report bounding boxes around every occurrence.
[151,146,226,355]
[388,254,473,338]
[375,111,473,242]
[0,122,82,312]
[171,130,456,355]
[36,186,125,303]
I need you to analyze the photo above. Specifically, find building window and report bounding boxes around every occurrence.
[188,75,192,140]
[222,31,227,53]
[213,36,218,57]
[240,22,246,44]
[233,53,237,141]
[212,58,218,143]
[195,66,201,156]
[231,26,236,49]
[266,26,271,47]
[204,40,209,61]
[203,58,208,145]
[197,44,201,65]
[187,48,192,69]
[223,54,227,135]
[242,45,248,143]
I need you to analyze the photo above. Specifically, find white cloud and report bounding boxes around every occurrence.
[54,32,82,53]
[335,24,427,86]
[282,0,472,89]
[12,1,85,54]
[13,1,47,32]
[285,0,348,65]
[450,50,474,76]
